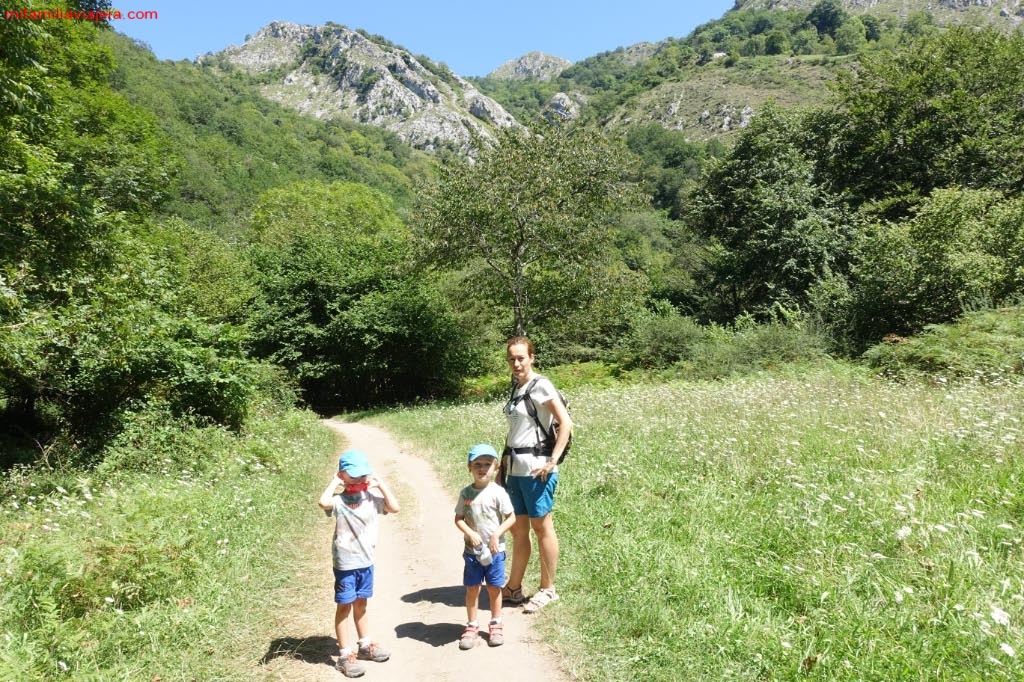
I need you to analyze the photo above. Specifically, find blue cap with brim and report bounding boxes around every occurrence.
[338,449,371,478]
[468,443,499,462]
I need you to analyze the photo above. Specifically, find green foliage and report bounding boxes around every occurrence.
[823,27,1024,217]
[616,304,828,378]
[145,218,257,324]
[0,407,333,680]
[862,307,1024,380]
[415,121,648,338]
[845,188,1024,344]
[0,4,269,464]
[375,368,1024,681]
[686,104,852,321]
[101,31,424,234]
[624,124,720,218]
[247,180,478,409]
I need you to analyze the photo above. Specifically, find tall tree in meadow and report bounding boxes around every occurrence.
[686,104,851,321]
[415,121,647,338]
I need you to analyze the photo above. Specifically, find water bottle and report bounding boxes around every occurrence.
[473,543,492,566]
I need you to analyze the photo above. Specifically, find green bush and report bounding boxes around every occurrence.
[617,306,707,369]
[863,306,1024,380]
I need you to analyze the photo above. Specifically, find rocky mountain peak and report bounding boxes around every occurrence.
[205,21,517,152]
[487,51,572,81]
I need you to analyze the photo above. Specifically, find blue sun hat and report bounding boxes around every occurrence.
[338,449,371,478]
[467,443,499,462]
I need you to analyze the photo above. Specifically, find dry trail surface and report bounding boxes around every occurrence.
[260,420,572,681]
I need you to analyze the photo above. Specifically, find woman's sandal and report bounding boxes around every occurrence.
[458,623,479,650]
[501,585,526,605]
[522,587,559,614]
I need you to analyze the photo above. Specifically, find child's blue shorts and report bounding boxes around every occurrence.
[333,565,374,605]
[463,550,507,588]
[505,473,558,518]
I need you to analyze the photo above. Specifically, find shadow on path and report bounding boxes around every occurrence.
[394,621,464,647]
[401,585,465,608]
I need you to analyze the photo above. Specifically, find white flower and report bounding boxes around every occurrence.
[991,606,1011,626]
[1001,642,1016,657]
[896,526,912,541]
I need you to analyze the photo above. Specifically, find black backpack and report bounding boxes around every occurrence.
[511,376,573,464]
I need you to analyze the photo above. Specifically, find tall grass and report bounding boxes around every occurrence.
[0,408,334,681]
[371,364,1024,680]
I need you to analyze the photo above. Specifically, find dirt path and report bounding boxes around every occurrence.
[259,419,573,681]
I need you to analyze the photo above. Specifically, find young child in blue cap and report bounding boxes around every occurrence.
[454,443,515,650]
[318,449,400,677]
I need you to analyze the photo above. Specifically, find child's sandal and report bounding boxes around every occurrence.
[458,623,479,650]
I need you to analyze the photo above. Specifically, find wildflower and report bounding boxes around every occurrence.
[896,526,912,541]
[991,606,1010,626]
[1001,643,1016,657]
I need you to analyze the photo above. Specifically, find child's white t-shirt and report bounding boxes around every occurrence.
[329,489,386,570]
[455,481,513,552]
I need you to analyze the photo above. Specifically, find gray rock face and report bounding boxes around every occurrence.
[546,92,581,120]
[487,51,572,81]
[207,21,517,152]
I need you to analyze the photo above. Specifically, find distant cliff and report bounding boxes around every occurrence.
[204,21,517,152]
[487,52,572,81]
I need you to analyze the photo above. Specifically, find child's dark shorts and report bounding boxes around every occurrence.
[462,550,506,588]
[333,565,374,605]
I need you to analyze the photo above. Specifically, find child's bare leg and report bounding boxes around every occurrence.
[334,602,354,651]
[351,597,369,639]
[465,584,481,623]
[486,585,503,621]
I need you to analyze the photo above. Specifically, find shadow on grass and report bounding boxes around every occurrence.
[259,635,337,667]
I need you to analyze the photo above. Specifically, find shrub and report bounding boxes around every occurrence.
[863,306,1024,380]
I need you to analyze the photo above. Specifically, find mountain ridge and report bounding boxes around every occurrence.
[204,21,516,152]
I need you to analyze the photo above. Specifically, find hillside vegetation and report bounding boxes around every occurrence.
[372,358,1024,681]
[4,0,1024,679]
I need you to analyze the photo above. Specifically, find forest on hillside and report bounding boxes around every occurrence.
[3,0,1024,471]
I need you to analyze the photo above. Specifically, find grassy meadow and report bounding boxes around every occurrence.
[0,409,335,681]
[371,363,1024,681]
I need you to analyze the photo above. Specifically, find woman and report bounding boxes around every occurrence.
[500,336,572,613]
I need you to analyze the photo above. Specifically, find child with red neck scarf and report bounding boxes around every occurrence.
[318,449,400,678]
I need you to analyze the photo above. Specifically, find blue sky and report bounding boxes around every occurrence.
[114,0,735,77]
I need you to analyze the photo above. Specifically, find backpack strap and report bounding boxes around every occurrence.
[506,376,552,447]
[521,376,555,444]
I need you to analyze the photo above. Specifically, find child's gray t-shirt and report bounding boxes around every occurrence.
[329,490,386,570]
[455,481,513,552]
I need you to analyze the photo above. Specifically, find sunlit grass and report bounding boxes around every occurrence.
[0,409,334,681]
[371,365,1024,680]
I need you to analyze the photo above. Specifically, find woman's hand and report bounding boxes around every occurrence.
[531,460,555,481]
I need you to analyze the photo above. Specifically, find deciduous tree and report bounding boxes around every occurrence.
[415,121,646,337]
